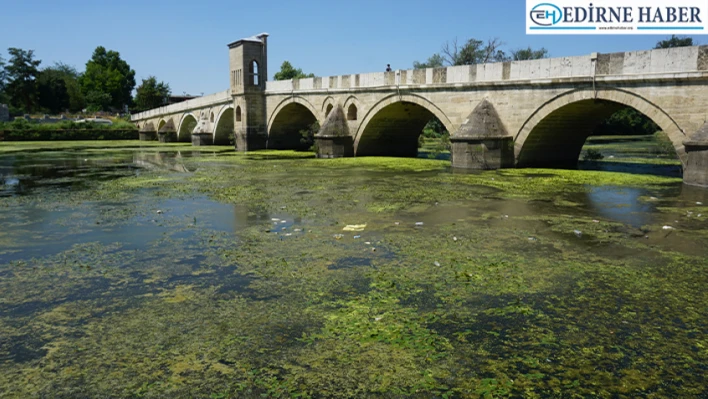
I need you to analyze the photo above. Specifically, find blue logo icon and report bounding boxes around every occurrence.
[530,3,563,26]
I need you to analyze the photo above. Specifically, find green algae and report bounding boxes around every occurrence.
[0,142,707,398]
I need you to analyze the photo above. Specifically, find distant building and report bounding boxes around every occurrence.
[0,104,8,122]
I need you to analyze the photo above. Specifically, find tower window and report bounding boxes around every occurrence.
[249,60,260,86]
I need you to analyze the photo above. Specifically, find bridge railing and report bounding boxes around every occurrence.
[131,90,231,121]
[265,46,706,93]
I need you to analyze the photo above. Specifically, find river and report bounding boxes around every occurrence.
[0,140,706,398]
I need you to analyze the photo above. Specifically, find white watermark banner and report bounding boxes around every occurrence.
[526,0,708,34]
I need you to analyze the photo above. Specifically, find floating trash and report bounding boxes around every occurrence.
[156,210,163,214]
[697,202,704,205]
[333,234,344,240]
[434,261,441,267]
[394,222,400,225]
[573,230,583,237]
[662,225,674,230]
[364,241,371,245]
[293,228,302,232]
[343,224,367,232]
[271,218,280,222]
[415,222,424,226]
[592,220,600,223]
[453,236,458,242]
[353,235,361,239]
[285,233,292,237]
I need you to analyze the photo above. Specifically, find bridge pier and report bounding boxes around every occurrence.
[192,132,213,146]
[683,121,708,187]
[315,105,354,158]
[139,122,156,141]
[235,128,267,151]
[450,100,514,170]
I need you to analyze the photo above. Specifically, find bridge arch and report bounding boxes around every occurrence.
[267,96,320,150]
[213,105,234,145]
[177,113,198,142]
[157,119,167,132]
[515,87,687,167]
[353,93,454,157]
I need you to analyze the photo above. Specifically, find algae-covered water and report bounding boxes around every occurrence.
[1,140,707,398]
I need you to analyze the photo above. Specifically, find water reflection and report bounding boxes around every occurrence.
[583,186,655,227]
[133,151,194,173]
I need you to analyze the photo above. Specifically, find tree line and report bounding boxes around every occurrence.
[0,47,171,116]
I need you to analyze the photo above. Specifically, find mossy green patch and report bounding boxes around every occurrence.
[0,142,706,398]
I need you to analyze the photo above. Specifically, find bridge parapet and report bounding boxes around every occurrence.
[265,46,708,94]
[131,90,231,121]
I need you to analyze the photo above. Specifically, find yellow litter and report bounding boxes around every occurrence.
[342,224,367,232]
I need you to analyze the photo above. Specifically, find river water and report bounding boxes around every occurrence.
[0,142,706,398]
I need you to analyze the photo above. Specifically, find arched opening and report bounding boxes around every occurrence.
[518,99,681,176]
[157,120,166,132]
[249,60,260,86]
[178,114,198,142]
[347,104,358,121]
[236,106,242,122]
[356,101,451,157]
[325,104,334,117]
[214,108,234,145]
[268,103,318,150]
[210,112,214,123]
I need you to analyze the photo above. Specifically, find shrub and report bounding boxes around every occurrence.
[583,149,604,161]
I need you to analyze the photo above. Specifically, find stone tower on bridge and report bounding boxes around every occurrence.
[229,33,269,151]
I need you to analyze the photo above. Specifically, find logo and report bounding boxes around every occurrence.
[530,3,563,26]
[526,0,708,34]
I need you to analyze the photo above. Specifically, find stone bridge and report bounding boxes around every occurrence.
[131,33,708,186]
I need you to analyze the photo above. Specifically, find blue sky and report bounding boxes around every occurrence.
[0,0,704,96]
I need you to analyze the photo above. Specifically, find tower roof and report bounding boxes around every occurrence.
[227,33,269,48]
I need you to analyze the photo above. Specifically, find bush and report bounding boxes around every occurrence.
[0,119,137,132]
[653,131,676,157]
[299,121,320,151]
[0,129,138,141]
[583,149,604,161]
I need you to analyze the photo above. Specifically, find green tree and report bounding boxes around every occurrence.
[79,46,135,111]
[37,67,70,113]
[5,48,41,113]
[594,107,659,136]
[84,91,112,112]
[274,61,315,80]
[0,54,7,103]
[134,76,171,112]
[53,63,85,113]
[655,35,693,49]
[413,53,445,69]
[442,37,508,66]
[511,46,549,60]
